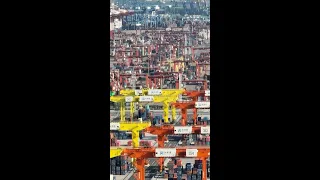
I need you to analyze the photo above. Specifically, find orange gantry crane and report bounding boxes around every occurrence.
[123,147,210,180]
[144,125,210,171]
[172,90,208,126]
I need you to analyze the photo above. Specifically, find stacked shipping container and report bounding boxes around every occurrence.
[163,159,210,180]
[164,159,183,180]
[127,140,154,147]
[110,155,133,175]
[110,132,120,146]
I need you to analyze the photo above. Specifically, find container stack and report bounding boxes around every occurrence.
[207,160,210,178]
[194,160,203,180]
[127,140,153,147]
[110,132,120,147]
[152,115,163,125]
[139,131,145,139]
[110,139,120,146]
[185,162,192,180]
[164,159,183,180]
[112,131,131,140]
[196,116,210,125]
[110,155,132,175]
[194,135,210,146]
[164,159,210,180]
[138,107,147,120]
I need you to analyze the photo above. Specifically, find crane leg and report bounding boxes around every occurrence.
[120,101,125,122]
[193,108,197,125]
[172,106,176,121]
[181,108,187,126]
[163,102,169,123]
[158,157,164,172]
[158,135,165,172]
[136,158,146,180]
[202,157,207,180]
[132,128,140,148]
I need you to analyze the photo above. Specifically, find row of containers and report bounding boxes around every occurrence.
[164,158,210,180]
[110,131,146,147]
[110,155,134,176]
[110,131,145,140]
[187,134,210,146]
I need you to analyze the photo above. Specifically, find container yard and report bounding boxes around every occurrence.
[110,0,210,179]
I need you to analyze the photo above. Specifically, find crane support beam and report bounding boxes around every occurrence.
[120,89,185,97]
[123,147,210,158]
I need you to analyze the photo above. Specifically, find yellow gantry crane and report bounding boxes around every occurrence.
[120,121,151,148]
[110,89,185,123]
[110,121,151,158]
[110,89,185,159]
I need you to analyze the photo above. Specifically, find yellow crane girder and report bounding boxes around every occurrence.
[110,92,184,122]
[120,89,185,97]
[110,148,123,158]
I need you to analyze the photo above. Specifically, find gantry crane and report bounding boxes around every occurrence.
[112,89,185,122]
[144,125,210,171]
[120,147,210,180]
[110,95,178,122]
[172,90,210,125]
